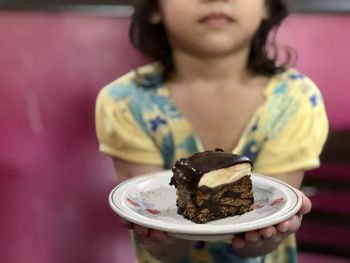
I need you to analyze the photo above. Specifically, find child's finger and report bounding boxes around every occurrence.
[297,192,312,216]
[245,231,260,242]
[232,235,246,248]
[258,227,276,239]
[276,220,290,233]
[149,229,175,244]
[285,215,302,233]
[134,225,149,237]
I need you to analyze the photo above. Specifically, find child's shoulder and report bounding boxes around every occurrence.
[268,68,322,100]
[103,62,162,90]
[96,62,163,103]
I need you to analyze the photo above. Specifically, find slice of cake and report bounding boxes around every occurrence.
[169,149,254,223]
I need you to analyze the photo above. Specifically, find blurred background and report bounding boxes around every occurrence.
[0,1,349,263]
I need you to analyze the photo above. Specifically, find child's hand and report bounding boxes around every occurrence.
[231,193,311,254]
[134,225,176,246]
[120,219,176,247]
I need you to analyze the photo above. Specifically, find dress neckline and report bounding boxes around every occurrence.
[156,70,286,154]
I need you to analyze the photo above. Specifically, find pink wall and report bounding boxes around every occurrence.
[277,14,350,130]
[0,12,141,263]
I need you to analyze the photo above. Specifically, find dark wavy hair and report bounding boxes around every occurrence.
[129,0,290,80]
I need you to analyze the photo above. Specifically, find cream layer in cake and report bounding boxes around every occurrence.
[198,163,252,188]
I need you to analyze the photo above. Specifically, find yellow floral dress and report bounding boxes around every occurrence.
[95,63,328,263]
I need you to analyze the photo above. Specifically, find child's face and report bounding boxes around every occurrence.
[152,0,269,57]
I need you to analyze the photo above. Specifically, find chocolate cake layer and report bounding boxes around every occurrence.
[175,175,254,223]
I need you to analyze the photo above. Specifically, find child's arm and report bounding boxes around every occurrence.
[112,157,163,183]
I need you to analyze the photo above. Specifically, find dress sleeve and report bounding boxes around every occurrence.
[95,86,163,166]
[254,77,329,175]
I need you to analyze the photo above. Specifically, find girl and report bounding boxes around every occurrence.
[96,0,328,262]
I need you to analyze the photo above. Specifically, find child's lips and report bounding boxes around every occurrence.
[199,13,234,29]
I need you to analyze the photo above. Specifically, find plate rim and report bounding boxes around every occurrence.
[109,170,302,235]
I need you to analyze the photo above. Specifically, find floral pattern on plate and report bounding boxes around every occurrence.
[127,196,161,216]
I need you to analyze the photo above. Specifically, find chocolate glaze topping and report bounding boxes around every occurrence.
[170,149,252,193]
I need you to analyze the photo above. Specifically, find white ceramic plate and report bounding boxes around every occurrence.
[109,170,302,241]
